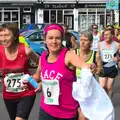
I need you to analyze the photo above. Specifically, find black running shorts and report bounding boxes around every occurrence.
[39,107,78,120]
[99,65,118,78]
[4,95,36,120]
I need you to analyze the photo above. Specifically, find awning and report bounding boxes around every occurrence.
[0,0,39,3]
[78,0,105,3]
[43,0,77,3]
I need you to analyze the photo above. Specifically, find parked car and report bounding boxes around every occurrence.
[19,23,47,33]
[20,29,46,54]
[26,40,46,55]
[21,29,44,43]
[20,29,46,68]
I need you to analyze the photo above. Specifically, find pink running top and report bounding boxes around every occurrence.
[40,48,78,118]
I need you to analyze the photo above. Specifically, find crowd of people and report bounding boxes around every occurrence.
[0,22,119,120]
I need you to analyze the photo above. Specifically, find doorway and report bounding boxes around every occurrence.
[64,15,74,29]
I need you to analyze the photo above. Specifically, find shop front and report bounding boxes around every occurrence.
[0,4,20,27]
[0,0,37,28]
[36,0,114,32]
[36,3,76,30]
[76,3,113,32]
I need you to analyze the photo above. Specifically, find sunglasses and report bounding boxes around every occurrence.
[93,28,98,29]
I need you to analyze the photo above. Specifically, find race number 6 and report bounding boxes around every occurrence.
[47,88,51,97]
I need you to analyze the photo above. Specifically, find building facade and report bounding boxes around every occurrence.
[35,0,118,32]
[0,0,119,31]
[0,0,37,28]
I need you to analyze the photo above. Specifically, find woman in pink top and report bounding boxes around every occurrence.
[33,24,96,120]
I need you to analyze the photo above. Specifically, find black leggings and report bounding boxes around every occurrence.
[39,107,78,120]
[4,95,36,120]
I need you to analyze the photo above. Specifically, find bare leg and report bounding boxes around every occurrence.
[99,77,108,93]
[15,117,26,120]
[107,77,115,100]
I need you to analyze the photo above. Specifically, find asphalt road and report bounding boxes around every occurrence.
[0,70,120,120]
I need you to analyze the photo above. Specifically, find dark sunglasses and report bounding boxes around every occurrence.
[93,27,98,29]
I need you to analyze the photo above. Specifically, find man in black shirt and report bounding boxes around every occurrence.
[61,24,78,50]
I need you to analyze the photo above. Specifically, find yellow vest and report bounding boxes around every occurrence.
[76,49,95,77]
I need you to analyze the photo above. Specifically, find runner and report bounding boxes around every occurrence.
[98,28,120,99]
[61,24,78,50]
[0,24,29,47]
[114,25,120,41]
[31,23,96,120]
[101,25,120,43]
[76,30,102,120]
[0,23,39,120]
[91,24,101,51]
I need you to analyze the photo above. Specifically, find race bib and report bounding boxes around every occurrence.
[4,73,25,93]
[102,50,114,62]
[42,79,60,105]
[62,41,66,47]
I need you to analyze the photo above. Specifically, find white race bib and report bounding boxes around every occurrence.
[102,49,114,62]
[4,73,25,93]
[42,79,60,105]
[62,41,66,47]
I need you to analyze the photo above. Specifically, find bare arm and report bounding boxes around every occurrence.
[115,43,120,68]
[25,46,39,64]
[65,50,89,69]
[96,52,103,75]
[32,58,41,82]
[89,42,102,74]
[97,42,101,56]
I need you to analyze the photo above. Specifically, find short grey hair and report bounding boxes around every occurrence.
[80,31,93,42]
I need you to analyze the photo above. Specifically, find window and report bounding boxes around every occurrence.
[64,10,73,14]
[37,32,43,40]
[57,10,63,23]
[4,12,10,21]
[4,8,19,10]
[23,7,31,12]
[44,10,49,23]
[44,10,64,24]
[51,10,56,23]
[28,33,37,40]
[28,32,43,42]
[12,12,18,21]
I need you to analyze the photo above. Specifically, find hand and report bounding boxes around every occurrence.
[112,57,118,62]
[35,82,42,92]
[20,74,30,90]
[96,67,102,75]
[89,63,97,74]
[21,83,29,91]
[21,74,30,83]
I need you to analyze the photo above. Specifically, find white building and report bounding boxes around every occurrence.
[0,0,119,31]
[35,0,119,32]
